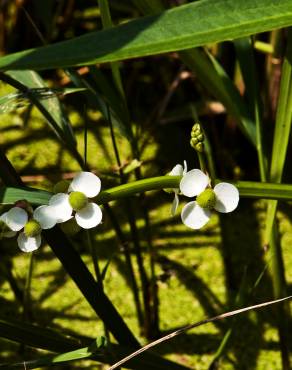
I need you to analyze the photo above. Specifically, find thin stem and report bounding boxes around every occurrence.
[86,230,102,283]
[22,253,34,321]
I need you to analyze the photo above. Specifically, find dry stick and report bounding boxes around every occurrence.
[107,296,292,370]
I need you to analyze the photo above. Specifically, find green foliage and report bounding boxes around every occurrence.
[0,0,291,71]
[0,0,292,369]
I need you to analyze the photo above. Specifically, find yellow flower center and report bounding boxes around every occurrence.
[24,220,41,237]
[196,189,216,209]
[69,191,88,211]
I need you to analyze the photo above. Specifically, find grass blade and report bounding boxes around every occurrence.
[0,0,291,71]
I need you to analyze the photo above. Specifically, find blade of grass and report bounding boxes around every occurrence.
[234,37,267,177]
[265,30,292,245]
[0,0,292,71]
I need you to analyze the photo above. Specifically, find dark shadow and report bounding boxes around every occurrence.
[156,254,225,331]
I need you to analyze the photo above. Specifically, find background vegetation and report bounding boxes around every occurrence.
[0,1,292,369]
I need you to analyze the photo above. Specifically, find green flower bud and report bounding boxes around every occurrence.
[194,142,204,152]
[192,123,201,132]
[24,220,41,237]
[53,180,70,194]
[196,189,216,209]
[190,137,199,146]
[60,218,81,236]
[192,129,201,137]
[197,133,204,142]
[69,191,88,211]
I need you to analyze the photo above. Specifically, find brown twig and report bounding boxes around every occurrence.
[107,295,292,370]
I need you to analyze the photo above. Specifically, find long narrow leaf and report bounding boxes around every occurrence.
[0,0,291,71]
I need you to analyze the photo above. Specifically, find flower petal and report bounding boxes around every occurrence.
[214,182,239,213]
[17,233,41,252]
[49,193,72,223]
[5,207,28,231]
[171,193,179,216]
[69,172,101,198]
[179,169,209,197]
[75,203,102,229]
[181,201,211,229]
[33,205,57,229]
[169,164,184,177]
[0,212,16,238]
[0,212,7,223]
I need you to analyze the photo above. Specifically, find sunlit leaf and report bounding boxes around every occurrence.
[0,0,291,71]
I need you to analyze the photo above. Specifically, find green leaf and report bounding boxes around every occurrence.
[4,71,77,147]
[265,29,292,245]
[0,87,85,114]
[0,317,81,353]
[0,0,291,71]
[234,37,267,177]
[0,319,189,370]
[0,186,51,205]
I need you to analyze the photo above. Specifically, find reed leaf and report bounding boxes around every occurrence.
[0,0,291,71]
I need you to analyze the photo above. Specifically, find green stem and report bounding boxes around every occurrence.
[22,253,34,322]
[8,177,292,206]
[86,230,102,283]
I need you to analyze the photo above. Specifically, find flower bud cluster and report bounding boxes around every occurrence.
[190,123,204,153]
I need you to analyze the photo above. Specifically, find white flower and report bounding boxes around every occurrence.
[169,161,187,215]
[2,205,57,252]
[50,171,102,229]
[179,169,239,229]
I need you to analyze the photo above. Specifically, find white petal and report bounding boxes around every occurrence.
[75,203,102,229]
[69,172,101,198]
[171,193,179,216]
[49,193,72,223]
[214,182,239,213]
[33,205,57,229]
[181,201,211,229]
[17,233,41,252]
[5,207,28,231]
[0,212,7,223]
[0,212,16,237]
[169,164,184,177]
[179,169,209,197]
